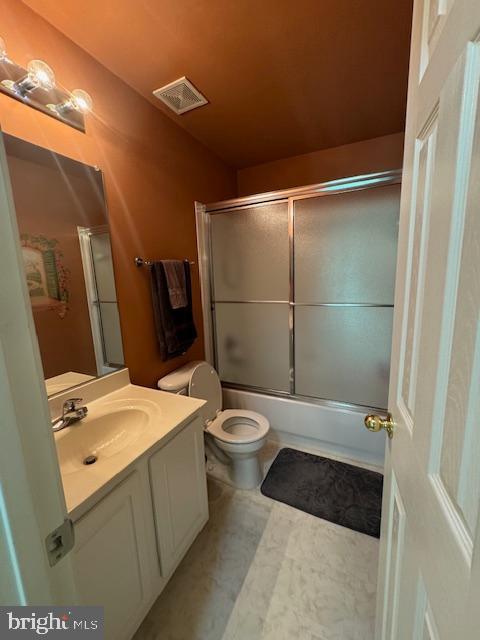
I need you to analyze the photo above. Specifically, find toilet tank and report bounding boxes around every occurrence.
[157,361,202,395]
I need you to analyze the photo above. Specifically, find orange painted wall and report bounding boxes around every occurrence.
[237,133,405,196]
[0,0,236,388]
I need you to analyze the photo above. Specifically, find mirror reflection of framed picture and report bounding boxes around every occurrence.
[21,234,69,317]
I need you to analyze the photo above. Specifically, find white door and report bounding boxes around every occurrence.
[0,127,77,605]
[372,0,480,637]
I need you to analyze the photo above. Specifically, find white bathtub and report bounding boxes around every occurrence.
[222,388,385,468]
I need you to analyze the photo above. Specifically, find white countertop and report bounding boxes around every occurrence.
[45,371,96,396]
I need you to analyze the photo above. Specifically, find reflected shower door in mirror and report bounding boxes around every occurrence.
[3,134,124,397]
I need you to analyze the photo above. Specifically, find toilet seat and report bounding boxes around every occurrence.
[159,361,270,489]
[183,362,270,446]
[207,409,269,444]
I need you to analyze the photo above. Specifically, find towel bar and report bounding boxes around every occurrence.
[134,256,195,268]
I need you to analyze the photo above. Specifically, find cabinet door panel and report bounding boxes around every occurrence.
[73,472,152,640]
[149,417,208,577]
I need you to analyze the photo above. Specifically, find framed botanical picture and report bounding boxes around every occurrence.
[20,234,69,317]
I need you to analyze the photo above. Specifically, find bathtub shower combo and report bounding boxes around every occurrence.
[196,171,401,467]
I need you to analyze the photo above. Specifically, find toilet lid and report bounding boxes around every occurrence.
[188,362,222,423]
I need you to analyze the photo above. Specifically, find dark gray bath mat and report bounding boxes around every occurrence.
[261,448,383,538]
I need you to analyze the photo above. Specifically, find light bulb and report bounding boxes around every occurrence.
[52,89,93,116]
[0,37,7,61]
[70,89,93,113]
[27,59,55,90]
[15,59,55,94]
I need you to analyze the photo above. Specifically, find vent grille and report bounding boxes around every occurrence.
[153,77,208,114]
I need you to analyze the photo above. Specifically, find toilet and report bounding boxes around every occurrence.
[158,361,269,489]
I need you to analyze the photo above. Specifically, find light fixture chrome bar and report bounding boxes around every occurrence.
[0,36,92,133]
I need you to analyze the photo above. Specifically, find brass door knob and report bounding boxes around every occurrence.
[364,413,395,439]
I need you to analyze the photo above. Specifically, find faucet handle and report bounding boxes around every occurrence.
[63,397,83,413]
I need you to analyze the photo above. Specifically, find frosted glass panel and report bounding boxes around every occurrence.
[99,303,124,366]
[215,303,290,391]
[295,184,400,304]
[90,233,117,301]
[211,203,289,301]
[295,306,393,407]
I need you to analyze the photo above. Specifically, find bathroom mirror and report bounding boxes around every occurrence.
[4,133,125,397]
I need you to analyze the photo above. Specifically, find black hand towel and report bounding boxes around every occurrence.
[150,260,197,361]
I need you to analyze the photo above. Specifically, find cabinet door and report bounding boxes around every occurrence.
[73,472,152,640]
[149,417,209,577]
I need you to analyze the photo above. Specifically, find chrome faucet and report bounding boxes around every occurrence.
[52,398,88,432]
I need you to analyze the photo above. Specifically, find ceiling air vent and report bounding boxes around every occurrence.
[152,77,208,115]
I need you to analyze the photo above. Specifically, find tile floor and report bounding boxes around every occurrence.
[133,442,380,640]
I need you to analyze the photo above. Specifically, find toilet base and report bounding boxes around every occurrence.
[209,435,267,490]
[229,455,263,490]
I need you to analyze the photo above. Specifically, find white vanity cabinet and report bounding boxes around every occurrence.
[70,410,208,640]
[72,470,154,640]
[149,416,209,577]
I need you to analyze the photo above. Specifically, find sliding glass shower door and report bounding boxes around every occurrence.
[211,201,290,391]
[209,176,401,410]
[294,185,399,407]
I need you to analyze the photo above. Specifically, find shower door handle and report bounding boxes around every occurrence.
[364,413,395,439]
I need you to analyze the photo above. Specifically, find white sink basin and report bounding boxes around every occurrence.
[55,398,160,475]
[51,380,206,516]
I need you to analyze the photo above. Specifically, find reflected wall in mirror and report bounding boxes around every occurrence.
[4,134,125,397]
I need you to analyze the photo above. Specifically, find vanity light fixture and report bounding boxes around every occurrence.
[13,59,56,95]
[52,88,93,115]
[70,89,93,114]
[0,36,92,132]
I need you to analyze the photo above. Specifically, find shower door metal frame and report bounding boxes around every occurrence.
[78,224,124,374]
[201,169,402,413]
